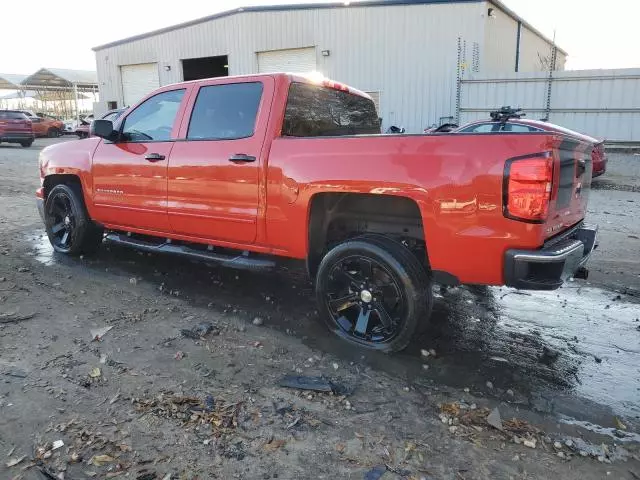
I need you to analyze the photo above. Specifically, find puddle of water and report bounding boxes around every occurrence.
[25,229,640,435]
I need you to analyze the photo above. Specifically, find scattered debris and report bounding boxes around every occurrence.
[90,454,115,466]
[90,326,113,341]
[89,367,102,378]
[174,351,185,360]
[278,375,350,396]
[134,394,241,433]
[614,417,627,430]
[136,470,158,480]
[523,438,537,449]
[109,391,121,405]
[263,438,286,452]
[130,277,138,285]
[252,316,264,326]
[485,381,494,389]
[6,455,26,467]
[332,362,339,370]
[0,311,37,323]
[180,322,218,339]
[486,407,503,431]
[52,440,64,450]
[17,266,30,273]
[364,465,387,480]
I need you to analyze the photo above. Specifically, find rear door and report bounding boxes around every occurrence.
[167,77,273,243]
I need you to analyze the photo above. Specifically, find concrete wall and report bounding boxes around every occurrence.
[94,2,487,133]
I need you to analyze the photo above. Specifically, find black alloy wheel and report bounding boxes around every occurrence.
[44,183,104,255]
[316,235,432,353]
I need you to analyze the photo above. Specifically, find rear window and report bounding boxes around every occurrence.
[282,83,380,137]
[0,111,28,120]
[187,82,263,140]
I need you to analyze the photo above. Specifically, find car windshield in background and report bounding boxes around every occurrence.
[282,83,380,137]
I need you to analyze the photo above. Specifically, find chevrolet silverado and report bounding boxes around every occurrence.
[36,73,597,352]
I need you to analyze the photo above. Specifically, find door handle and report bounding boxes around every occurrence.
[228,153,256,163]
[576,158,586,177]
[145,153,166,162]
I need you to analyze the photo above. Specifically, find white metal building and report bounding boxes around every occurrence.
[93,0,566,132]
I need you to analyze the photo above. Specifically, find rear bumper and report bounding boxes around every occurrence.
[504,224,598,290]
[0,133,34,142]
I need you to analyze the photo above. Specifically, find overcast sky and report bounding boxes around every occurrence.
[1,0,638,74]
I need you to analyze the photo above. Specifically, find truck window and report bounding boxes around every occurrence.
[282,83,380,137]
[187,82,263,140]
[120,89,185,142]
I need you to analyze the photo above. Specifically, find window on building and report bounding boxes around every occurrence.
[107,101,118,110]
[187,82,263,140]
[121,89,185,142]
[282,82,380,137]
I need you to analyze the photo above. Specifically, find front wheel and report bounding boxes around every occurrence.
[20,140,33,147]
[44,183,104,255]
[47,128,60,138]
[315,235,432,353]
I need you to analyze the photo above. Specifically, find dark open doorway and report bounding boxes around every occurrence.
[182,55,229,81]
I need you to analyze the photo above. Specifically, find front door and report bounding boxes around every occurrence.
[92,88,188,233]
[167,78,272,243]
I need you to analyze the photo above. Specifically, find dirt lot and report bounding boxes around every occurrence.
[1,138,639,480]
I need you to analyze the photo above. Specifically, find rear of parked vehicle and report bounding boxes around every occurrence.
[0,111,34,147]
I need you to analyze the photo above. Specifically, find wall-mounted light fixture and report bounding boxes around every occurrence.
[164,65,171,71]
[321,50,331,57]
[488,7,496,18]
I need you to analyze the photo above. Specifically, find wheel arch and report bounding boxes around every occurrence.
[306,191,430,278]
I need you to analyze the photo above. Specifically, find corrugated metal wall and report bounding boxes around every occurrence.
[460,68,640,142]
[95,2,486,133]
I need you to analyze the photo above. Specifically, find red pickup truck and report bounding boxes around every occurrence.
[36,73,597,352]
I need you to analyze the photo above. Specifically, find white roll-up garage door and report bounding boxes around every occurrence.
[120,63,160,107]
[257,47,317,74]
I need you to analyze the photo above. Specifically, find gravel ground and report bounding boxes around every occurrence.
[0,138,638,480]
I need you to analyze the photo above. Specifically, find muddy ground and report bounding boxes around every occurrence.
[1,138,639,480]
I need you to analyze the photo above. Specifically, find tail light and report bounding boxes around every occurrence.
[503,154,553,223]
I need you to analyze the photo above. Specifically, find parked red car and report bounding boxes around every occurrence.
[36,74,597,353]
[455,109,607,177]
[13,110,64,138]
[0,110,34,147]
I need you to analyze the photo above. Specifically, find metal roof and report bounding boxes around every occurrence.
[0,74,28,90]
[93,0,483,51]
[21,68,98,91]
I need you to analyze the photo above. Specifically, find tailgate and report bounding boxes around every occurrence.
[544,136,592,239]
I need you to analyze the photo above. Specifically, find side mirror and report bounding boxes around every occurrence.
[91,119,115,140]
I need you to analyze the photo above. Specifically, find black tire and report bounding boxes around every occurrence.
[20,140,33,148]
[47,128,60,138]
[316,234,433,353]
[44,183,104,255]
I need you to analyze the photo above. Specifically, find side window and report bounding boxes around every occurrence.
[501,123,542,132]
[187,82,263,140]
[121,89,185,142]
[459,123,497,133]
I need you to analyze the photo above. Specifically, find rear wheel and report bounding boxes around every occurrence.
[20,140,33,147]
[44,183,104,255]
[47,128,60,138]
[316,235,432,353]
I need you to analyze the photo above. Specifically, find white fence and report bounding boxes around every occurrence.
[459,68,640,144]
